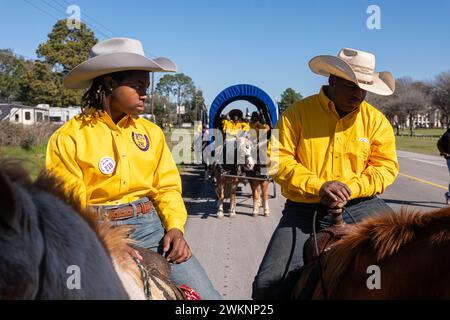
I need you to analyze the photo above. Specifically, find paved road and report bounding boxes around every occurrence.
[182,150,449,300]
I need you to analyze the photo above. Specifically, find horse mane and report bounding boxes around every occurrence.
[0,159,136,274]
[323,207,450,296]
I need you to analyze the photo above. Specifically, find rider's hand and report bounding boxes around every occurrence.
[320,194,347,210]
[319,181,351,204]
[162,228,192,264]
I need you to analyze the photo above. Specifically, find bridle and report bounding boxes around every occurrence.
[312,206,357,300]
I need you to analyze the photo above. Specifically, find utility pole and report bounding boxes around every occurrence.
[150,72,155,121]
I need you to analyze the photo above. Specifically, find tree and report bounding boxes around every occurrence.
[20,19,98,107]
[278,88,303,114]
[156,73,196,126]
[432,71,450,128]
[392,78,431,136]
[18,62,59,106]
[37,20,97,74]
[0,49,33,101]
[190,89,206,123]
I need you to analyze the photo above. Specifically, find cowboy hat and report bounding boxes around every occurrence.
[64,38,177,89]
[309,48,395,96]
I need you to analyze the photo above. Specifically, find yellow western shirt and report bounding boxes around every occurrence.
[45,109,187,233]
[268,87,399,204]
[222,120,250,135]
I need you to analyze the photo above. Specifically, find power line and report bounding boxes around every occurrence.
[54,0,160,58]
[38,0,113,39]
[55,0,120,39]
[22,0,59,21]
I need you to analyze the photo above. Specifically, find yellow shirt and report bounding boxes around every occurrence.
[268,87,398,203]
[223,120,250,135]
[45,109,187,233]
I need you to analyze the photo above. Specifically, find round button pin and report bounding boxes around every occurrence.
[98,157,116,175]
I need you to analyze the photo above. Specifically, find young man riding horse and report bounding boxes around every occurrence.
[252,48,398,299]
[45,38,221,300]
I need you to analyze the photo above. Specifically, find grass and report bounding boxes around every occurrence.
[0,129,442,181]
[0,144,47,179]
[398,128,446,136]
[395,136,440,156]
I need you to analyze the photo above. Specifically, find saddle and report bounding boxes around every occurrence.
[291,213,353,300]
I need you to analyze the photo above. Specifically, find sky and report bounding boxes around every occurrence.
[1,0,450,108]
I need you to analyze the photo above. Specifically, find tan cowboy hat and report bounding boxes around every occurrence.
[309,48,395,96]
[64,38,177,89]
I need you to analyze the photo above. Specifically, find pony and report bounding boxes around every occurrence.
[213,135,255,218]
[0,160,185,300]
[292,207,450,299]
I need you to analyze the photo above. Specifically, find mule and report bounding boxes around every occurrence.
[292,207,450,299]
[0,160,185,300]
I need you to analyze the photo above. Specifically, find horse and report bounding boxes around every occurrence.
[212,135,255,218]
[246,132,271,217]
[247,167,270,217]
[0,160,186,300]
[291,206,450,299]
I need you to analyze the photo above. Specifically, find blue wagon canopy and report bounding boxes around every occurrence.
[209,84,278,129]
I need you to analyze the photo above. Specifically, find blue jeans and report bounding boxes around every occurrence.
[252,196,394,300]
[97,197,222,300]
[446,158,450,193]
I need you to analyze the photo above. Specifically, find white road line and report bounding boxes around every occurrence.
[397,156,447,168]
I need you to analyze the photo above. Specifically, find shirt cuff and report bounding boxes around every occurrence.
[165,218,186,235]
[347,180,362,199]
[305,177,326,196]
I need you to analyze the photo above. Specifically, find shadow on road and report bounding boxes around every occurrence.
[382,198,444,209]
[181,166,217,218]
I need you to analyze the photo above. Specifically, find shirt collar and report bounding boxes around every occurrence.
[92,109,138,130]
[318,86,362,118]
[318,86,336,114]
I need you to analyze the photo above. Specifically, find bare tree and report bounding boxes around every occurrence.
[432,71,450,129]
[391,77,431,136]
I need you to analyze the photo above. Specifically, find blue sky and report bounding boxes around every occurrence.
[1,0,450,107]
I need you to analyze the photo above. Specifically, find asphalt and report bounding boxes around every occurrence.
[182,150,449,300]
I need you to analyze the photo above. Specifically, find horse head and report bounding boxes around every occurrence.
[0,166,44,299]
[237,136,256,171]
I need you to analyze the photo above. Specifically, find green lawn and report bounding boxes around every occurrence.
[399,128,446,136]
[0,144,47,179]
[395,136,440,156]
[0,131,442,181]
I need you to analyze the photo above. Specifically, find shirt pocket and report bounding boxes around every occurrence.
[344,140,371,173]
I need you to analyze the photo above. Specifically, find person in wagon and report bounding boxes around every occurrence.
[222,109,250,137]
[252,48,399,299]
[45,38,221,300]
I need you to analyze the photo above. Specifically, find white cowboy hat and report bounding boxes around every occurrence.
[309,48,395,96]
[64,38,177,89]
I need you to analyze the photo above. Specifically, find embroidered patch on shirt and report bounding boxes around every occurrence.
[98,157,116,175]
[358,137,369,143]
[132,132,150,151]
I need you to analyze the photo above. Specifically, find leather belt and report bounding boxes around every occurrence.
[93,200,153,221]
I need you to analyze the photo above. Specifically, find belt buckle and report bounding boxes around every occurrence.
[98,207,109,221]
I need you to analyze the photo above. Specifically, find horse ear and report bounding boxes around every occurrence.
[0,170,20,231]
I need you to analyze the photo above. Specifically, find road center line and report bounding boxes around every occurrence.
[398,172,447,190]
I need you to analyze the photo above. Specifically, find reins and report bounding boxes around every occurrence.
[311,206,356,300]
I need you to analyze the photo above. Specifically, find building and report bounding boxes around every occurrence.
[0,102,81,125]
[404,109,443,129]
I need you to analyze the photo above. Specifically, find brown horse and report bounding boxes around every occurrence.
[0,160,185,300]
[292,207,450,299]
